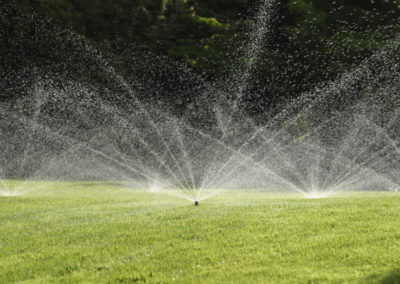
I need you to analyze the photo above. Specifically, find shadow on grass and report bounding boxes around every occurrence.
[366,270,400,284]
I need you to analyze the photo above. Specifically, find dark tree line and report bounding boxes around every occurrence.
[1,0,400,111]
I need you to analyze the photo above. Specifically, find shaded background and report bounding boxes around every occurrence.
[1,0,400,116]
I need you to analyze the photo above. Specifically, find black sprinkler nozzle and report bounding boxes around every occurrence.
[194,200,199,206]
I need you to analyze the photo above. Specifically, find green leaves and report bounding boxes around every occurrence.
[8,0,400,100]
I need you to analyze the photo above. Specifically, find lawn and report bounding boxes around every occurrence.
[1,181,400,283]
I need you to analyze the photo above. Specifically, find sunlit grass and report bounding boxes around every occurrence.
[1,181,400,283]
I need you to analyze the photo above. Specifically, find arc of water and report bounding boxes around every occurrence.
[102,71,195,192]
[207,105,340,189]
[314,140,400,192]
[172,122,198,192]
[65,140,154,189]
[18,81,51,175]
[4,109,176,191]
[332,116,400,188]
[199,112,328,194]
[293,134,384,193]
[251,136,310,192]
[224,0,277,130]
[200,154,252,192]
[270,34,400,138]
[179,122,304,195]
[108,136,170,188]
[88,118,181,190]
[359,115,400,156]
[318,125,364,190]
[327,142,396,191]
[54,87,195,192]
[247,114,347,193]
[328,165,399,193]
[95,101,196,192]
[200,121,289,191]
[310,149,322,192]
[325,114,400,189]
[56,29,198,195]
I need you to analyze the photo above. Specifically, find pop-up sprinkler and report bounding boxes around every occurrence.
[194,200,199,206]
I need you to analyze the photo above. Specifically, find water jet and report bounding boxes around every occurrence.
[0,1,399,203]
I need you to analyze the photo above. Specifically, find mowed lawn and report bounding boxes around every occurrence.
[1,182,400,283]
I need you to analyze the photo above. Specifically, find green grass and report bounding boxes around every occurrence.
[1,181,400,283]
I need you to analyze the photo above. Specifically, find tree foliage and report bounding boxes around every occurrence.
[4,0,400,106]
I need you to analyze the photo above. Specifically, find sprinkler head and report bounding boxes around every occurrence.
[194,200,199,206]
